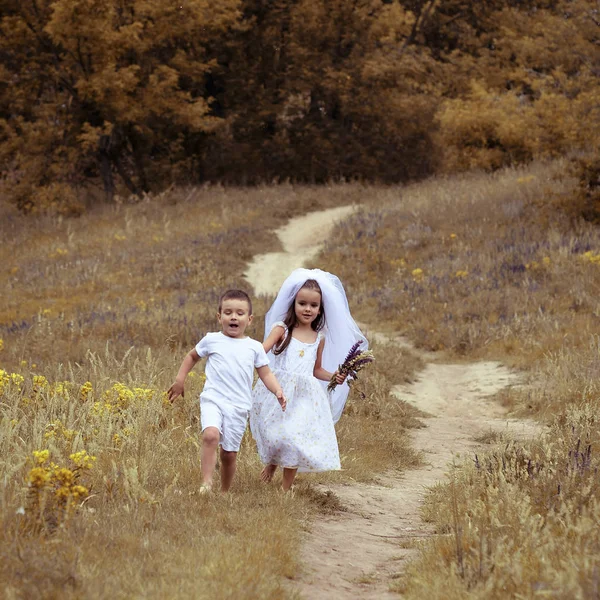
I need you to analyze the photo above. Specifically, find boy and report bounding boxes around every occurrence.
[168,289,286,493]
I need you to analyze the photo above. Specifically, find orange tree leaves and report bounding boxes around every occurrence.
[0,0,239,211]
[0,0,599,210]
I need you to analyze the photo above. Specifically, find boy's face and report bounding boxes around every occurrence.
[217,298,253,338]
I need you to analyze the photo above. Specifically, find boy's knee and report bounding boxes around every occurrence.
[202,427,220,447]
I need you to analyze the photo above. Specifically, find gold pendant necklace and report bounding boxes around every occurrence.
[299,349,305,357]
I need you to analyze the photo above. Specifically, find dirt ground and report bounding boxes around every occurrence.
[245,208,539,599]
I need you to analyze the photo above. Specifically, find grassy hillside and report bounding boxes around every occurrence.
[0,184,421,598]
[313,161,600,598]
[1,160,599,598]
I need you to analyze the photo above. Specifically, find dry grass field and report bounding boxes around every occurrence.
[1,159,599,598]
[0,185,421,598]
[316,160,600,598]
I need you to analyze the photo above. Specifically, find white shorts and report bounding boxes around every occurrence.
[200,401,249,452]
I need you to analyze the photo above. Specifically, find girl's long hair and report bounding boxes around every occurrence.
[273,279,325,355]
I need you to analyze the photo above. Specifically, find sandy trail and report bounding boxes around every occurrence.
[245,208,539,599]
[244,205,356,296]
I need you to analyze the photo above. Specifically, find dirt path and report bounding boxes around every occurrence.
[244,205,357,296]
[245,208,539,599]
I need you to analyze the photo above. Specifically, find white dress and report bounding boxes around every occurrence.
[250,323,341,472]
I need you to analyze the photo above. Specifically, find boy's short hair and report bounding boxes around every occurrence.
[218,289,253,314]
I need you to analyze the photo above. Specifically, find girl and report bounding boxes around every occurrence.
[250,268,367,491]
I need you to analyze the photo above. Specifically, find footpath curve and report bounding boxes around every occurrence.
[244,207,538,599]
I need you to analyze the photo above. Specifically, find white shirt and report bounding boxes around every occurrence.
[196,332,269,410]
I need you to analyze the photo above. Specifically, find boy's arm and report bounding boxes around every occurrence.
[168,349,201,401]
[262,325,285,353]
[256,365,287,411]
[313,339,345,384]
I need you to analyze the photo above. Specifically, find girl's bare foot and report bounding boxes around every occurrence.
[260,464,277,483]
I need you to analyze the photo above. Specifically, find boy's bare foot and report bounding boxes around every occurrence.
[199,483,212,495]
[260,464,277,483]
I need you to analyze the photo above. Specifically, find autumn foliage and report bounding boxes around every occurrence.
[0,0,598,211]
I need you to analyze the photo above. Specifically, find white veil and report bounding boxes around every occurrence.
[263,268,367,423]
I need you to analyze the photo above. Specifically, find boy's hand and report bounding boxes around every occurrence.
[276,389,287,411]
[167,381,184,402]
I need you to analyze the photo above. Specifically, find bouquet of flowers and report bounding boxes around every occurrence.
[327,340,375,392]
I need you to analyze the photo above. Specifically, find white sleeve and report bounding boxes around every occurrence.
[195,335,210,358]
[254,341,270,368]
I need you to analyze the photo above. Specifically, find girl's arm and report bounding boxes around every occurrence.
[262,325,285,353]
[256,365,287,411]
[313,339,345,384]
[168,349,201,401]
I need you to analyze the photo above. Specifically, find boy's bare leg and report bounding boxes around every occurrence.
[220,448,238,492]
[201,427,220,487]
[281,467,297,492]
[260,464,277,482]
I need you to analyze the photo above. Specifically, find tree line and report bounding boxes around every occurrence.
[0,0,598,212]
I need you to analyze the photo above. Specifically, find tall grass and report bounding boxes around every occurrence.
[0,184,422,597]
[398,345,600,598]
[3,160,598,597]
[320,160,599,368]
[306,160,600,597]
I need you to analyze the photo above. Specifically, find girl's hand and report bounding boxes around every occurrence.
[334,370,346,385]
[276,389,287,411]
[167,381,184,402]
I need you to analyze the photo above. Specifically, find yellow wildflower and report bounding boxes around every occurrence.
[55,486,71,501]
[455,270,468,278]
[0,339,3,351]
[542,256,551,266]
[105,382,134,408]
[49,248,68,258]
[516,175,536,184]
[33,449,50,465]
[389,257,407,269]
[412,268,424,280]
[29,467,50,487]
[580,251,600,264]
[114,233,127,241]
[80,381,93,400]
[62,428,77,442]
[33,375,49,390]
[133,387,154,402]
[71,485,88,500]
[70,450,96,470]
[0,370,8,394]
[53,381,71,399]
[10,372,24,389]
[53,467,75,486]
[450,233,457,239]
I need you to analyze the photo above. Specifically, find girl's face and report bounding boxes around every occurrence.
[294,288,322,326]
